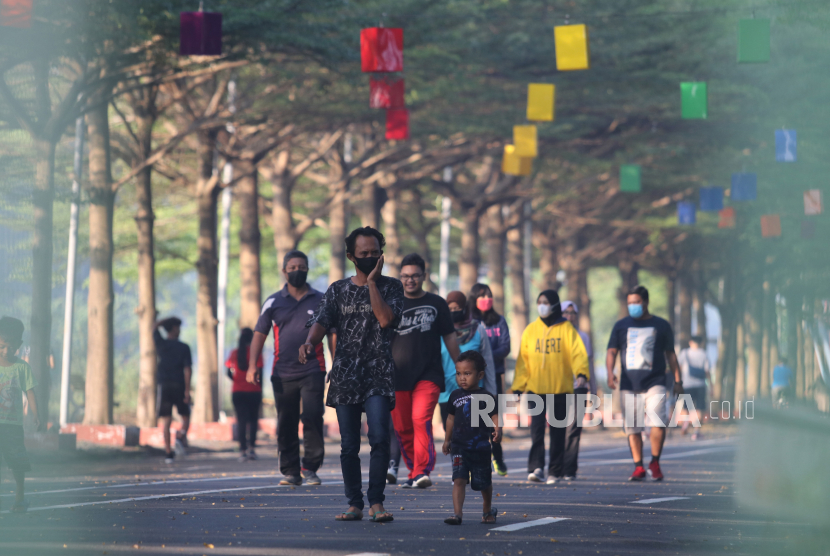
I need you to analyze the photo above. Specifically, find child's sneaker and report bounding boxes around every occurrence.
[492,459,508,476]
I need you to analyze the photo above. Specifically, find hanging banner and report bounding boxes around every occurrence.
[678,201,696,225]
[502,145,532,176]
[775,129,797,162]
[760,214,781,238]
[619,164,641,193]
[804,190,823,215]
[731,173,757,201]
[0,0,31,28]
[527,84,555,122]
[180,11,223,56]
[738,19,771,63]
[680,82,708,119]
[385,108,409,140]
[718,207,736,228]
[554,24,590,71]
[361,28,404,72]
[699,186,724,212]
[369,77,405,109]
[513,125,538,158]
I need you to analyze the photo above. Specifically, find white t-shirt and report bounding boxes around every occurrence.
[678,347,710,388]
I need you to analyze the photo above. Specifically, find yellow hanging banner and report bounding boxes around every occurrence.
[513,125,537,158]
[554,24,590,71]
[502,145,532,176]
[527,84,555,122]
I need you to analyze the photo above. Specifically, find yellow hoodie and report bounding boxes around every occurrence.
[511,318,590,395]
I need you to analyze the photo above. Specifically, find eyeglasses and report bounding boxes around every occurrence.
[400,273,424,282]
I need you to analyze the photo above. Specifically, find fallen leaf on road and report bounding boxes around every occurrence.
[611,530,618,534]
[204,542,214,548]
[400,507,405,510]
[522,514,527,518]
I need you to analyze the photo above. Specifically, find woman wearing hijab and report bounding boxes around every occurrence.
[438,291,497,428]
[226,328,264,461]
[469,283,510,476]
[512,290,590,484]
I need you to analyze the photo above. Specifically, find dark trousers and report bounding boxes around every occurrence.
[491,375,504,464]
[273,372,325,476]
[335,395,390,511]
[232,391,262,452]
[528,393,568,477]
[389,419,401,470]
[563,387,588,477]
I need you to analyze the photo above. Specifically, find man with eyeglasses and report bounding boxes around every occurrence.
[390,253,460,488]
[248,250,331,486]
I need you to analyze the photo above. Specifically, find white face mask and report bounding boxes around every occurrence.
[537,304,552,318]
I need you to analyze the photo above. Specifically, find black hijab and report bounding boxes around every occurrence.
[538,289,565,327]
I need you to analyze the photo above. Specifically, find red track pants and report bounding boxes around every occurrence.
[391,380,440,479]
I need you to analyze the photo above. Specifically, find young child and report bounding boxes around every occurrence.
[0,316,39,513]
[442,350,501,525]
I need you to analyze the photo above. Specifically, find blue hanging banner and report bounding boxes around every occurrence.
[731,173,757,201]
[678,201,696,225]
[775,129,797,162]
[699,186,724,212]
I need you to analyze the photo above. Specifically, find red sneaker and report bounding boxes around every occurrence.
[648,461,664,481]
[629,466,647,481]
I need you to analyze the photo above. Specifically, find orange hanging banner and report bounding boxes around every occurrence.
[0,0,32,28]
[760,214,781,238]
[718,207,736,229]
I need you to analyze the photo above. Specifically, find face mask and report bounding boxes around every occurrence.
[628,304,644,318]
[353,256,380,276]
[476,297,494,312]
[451,310,466,323]
[537,304,552,318]
[287,270,307,288]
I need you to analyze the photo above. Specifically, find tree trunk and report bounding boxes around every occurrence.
[359,181,381,229]
[717,264,738,405]
[759,280,773,399]
[535,223,558,293]
[83,104,115,425]
[237,159,262,329]
[575,269,592,340]
[411,188,436,292]
[507,220,527,360]
[328,178,349,284]
[380,189,401,279]
[617,260,640,319]
[768,307,779,397]
[134,108,158,428]
[693,273,707,338]
[745,281,763,400]
[485,204,505,314]
[459,207,480,294]
[786,290,801,399]
[270,149,296,275]
[193,130,220,424]
[678,275,693,349]
[803,300,814,399]
[734,318,745,411]
[667,274,677,331]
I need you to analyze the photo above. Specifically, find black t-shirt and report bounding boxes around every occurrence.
[447,388,497,453]
[391,292,456,392]
[154,329,192,386]
[607,315,675,392]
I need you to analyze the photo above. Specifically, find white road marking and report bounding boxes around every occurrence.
[490,517,570,531]
[0,481,345,514]
[580,446,733,466]
[346,553,392,556]
[630,496,690,504]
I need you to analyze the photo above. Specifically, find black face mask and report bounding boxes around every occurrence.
[287,270,307,288]
[450,310,466,323]
[353,256,380,276]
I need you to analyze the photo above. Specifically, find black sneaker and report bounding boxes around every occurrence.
[414,474,433,488]
[400,478,416,489]
[164,452,175,464]
[301,469,321,485]
[279,475,302,486]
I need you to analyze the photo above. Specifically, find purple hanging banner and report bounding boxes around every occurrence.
[180,11,222,56]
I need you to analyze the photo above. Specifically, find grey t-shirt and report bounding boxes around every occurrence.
[678,347,710,388]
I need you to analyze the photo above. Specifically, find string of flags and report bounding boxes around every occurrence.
[0,0,31,28]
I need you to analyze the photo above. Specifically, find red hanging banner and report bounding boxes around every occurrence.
[760,214,781,238]
[0,0,32,28]
[361,28,403,72]
[370,77,405,109]
[180,11,223,56]
[386,109,409,140]
[718,207,736,229]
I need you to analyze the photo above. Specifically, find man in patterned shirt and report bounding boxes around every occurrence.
[301,226,403,523]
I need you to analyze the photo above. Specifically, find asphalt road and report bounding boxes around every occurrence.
[0,429,814,555]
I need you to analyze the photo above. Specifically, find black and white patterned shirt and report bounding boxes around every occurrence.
[307,276,404,408]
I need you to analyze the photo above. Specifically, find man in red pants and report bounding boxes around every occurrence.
[391,254,460,488]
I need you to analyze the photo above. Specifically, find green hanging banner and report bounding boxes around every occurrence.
[680,82,707,119]
[620,164,641,192]
[738,19,770,63]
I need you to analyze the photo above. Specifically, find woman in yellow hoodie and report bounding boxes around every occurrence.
[511,290,589,484]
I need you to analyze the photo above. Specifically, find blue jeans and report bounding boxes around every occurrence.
[335,395,391,511]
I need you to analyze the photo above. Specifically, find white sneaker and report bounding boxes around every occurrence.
[527,468,544,483]
[563,475,576,481]
[174,438,186,457]
[546,475,559,485]
[414,475,433,488]
[387,463,398,485]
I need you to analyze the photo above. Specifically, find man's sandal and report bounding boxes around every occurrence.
[369,510,394,522]
[481,507,498,524]
[444,515,463,525]
[335,510,363,521]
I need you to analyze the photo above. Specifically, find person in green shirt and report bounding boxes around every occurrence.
[0,316,39,513]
